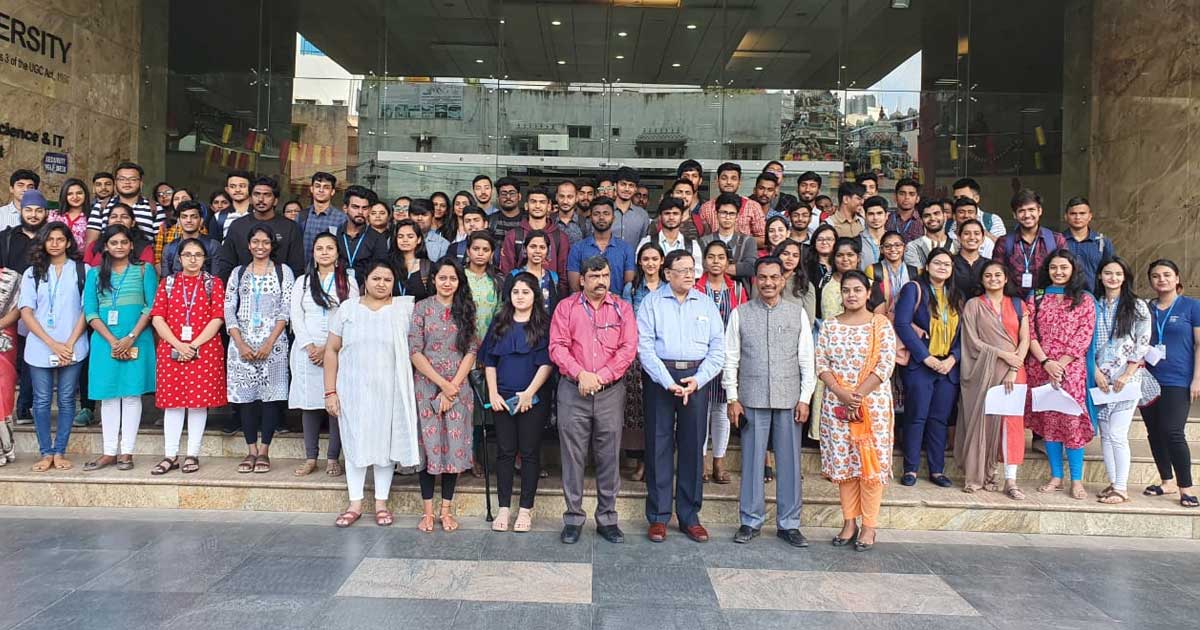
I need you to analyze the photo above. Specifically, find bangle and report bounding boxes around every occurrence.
[324,391,337,398]
[1040,357,1051,366]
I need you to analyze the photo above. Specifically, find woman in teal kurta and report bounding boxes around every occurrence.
[82,225,157,471]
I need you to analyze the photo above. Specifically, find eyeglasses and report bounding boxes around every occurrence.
[498,190,520,197]
[815,237,836,244]
[668,267,695,275]
[883,243,905,249]
[179,252,206,259]
[157,189,174,197]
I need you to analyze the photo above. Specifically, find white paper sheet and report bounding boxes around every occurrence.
[984,384,1028,415]
[1031,383,1084,415]
[1089,386,1140,405]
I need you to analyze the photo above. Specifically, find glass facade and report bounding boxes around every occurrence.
[158,0,1071,218]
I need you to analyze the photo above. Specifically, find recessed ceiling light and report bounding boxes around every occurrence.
[686,24,697,30]
[671,62,681,67]
[754,66,763,71]
[840,65,847,69]
[615,55,625,59]
[475,59,484,63]
[617,31,628,37]
[557,60,566,65]
[551,20,562,26]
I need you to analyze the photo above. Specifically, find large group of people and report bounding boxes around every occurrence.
[0,159,1194,551]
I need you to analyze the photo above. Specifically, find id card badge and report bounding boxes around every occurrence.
[180,326,194,342]
[1146,345,1166,365]
[1021,273,1033,289]
[106,310,119,326]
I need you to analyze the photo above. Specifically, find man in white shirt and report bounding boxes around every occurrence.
[638,197,703,278]
[952,177,1007,238]
[0,169,39,231]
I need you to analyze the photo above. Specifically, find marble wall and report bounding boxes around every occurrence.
[0,0,143,201]
[1090,0,1200,291]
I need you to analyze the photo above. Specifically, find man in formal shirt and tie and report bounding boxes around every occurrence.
[636,249,725,543]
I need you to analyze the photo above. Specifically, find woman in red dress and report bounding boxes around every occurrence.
[149,238,228,474]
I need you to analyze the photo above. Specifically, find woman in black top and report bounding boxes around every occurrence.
[387,219,431,301]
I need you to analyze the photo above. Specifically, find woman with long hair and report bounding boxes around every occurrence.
[1091,257,1150,504]
[290,232,358,477]
[18,223,86,471]
[387,219,431,300]
[81,225,158,472]
[502,230,563,313]
[763,215,790,255]
[463,231,503,479]
[1026,250,1096,500]
[86,203,153,266]
[482,272,554,532]
[894,248,964,487]
[442,190,474,243]
[621,241,665,482]
[51,178,90,249]
[206,190,233,239]
[866,231,917,317]
[816,270,897,551]
[1143,259,1199,507]
[410,258,479,532]
[956,260,1030,498]
[806,224,838,325]
[150,238,227,474]
[326,260,420,527]
[226,225,294,474]
[769,239,816,321]
[695,239,747,484]
[430,191,451,232]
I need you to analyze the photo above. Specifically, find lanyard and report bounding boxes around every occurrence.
[46,265,63,323]
[1154,296,1179,345]
[180,280,201,327]
[319,272,337,312]
[342,233,364,266]
[1018,239,1035,273]
[109,266,131,310]
[884,263,905,302]
[863,234,879,262]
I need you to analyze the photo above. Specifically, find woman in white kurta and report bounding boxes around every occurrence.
[325,261,420,528]
[289,233,359,477]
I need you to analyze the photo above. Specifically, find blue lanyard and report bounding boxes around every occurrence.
[109,267,131,310]
[342,233,364,266]
[1018,239,1035,273]
[863,234,879,262]
[1154,296,1179,345]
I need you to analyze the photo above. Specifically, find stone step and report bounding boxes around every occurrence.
[0,453,1196,539]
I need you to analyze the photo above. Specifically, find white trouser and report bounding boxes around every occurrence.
[163,408,208,458]
[345,462,396,502]
[101,396,143,456]
[704,403,731,458]
[1099,405,1136,491]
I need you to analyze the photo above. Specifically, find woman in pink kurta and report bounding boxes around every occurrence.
[1025,250,1096,500]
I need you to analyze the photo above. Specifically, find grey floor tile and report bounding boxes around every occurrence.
[1025,547,1190,584]
[368,527,487,560]
[454,602,590,630]
[592,565,718,608]
[79,547,246,593]
[721,609,858,630]
[319,596,459,626]
[906,543,1050,578]
[596,604,730,630]
[209,553,362,596]
[708,569,976,616]
[337,558,591,604]
[1059,575,1200,627]
[696,537,831,572]
[590,532,708,567]
[253,524,384,558]
[14,590,200,630]
[985,618,1124,630]
[0,548,132,591]
[34,520,168,552]
[480,530,592,563]
[941,575,1112,621]
[822,543,933,575]
[146,521,274,553]
[854,612,995,629]
[171,593,331,630]
[0,588,71,630]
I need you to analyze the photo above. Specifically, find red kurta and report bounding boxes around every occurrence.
[151,273,228,409]
[1025,292,1096,449]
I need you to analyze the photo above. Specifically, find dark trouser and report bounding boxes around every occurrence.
[301,409,341,460]
[558,379,625,527]
[419,470,459,501]
[901,367,958,475]
[240,400,283,446]
[495,399,548,509]
[644,365,708,527]
[77,356,95,412]
[1143,386,1193,487]
[16,335,30,415]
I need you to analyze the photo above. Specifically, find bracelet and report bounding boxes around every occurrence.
[324,391,337,398]
[1040,357,1051,366]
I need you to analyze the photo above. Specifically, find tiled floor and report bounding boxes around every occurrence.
[3,507,1198,630]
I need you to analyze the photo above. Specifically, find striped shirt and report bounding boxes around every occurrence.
[87,195,162,241]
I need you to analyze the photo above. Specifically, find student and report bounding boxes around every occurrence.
[473,175,496,215]
[884,178,923,243]
[698,163,766,243]
[946,197,996,258]
[865,231,917,317]
[214,177,305,280]
[502,230,565,312]
[694,240,747,485]
[858,196,889,268]
[410,199,450,262]
[610,167,651,246]
[498,185,570,282]
[161,201,219,276]
[952,219,989,298]
[334,185,389,285]
[638,197,704,278]
[1061,197,1116,292]
[669,177,706,241]
[769,239,816,321]
[50,178,90,249]
[827,182,865,239]
[994,189,1066,296]
[701,192,759,290]
[386,219,432,300]
[83,203,155,267]
[566,198,636,294]
[904,199,957,270]
[621,242,666,483]
[763,216,791,259]
[951,177,1007,239]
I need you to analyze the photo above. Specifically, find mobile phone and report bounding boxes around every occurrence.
[504,394,540,415]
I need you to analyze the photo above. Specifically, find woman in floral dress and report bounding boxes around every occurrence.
[816,270,896,551]
[409,258,479,533]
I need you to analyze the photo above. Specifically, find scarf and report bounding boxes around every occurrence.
[833,314,883,483]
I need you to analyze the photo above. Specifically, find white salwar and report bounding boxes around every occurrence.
[329,297,421,469]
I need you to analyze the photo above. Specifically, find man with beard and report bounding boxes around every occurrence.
[488,177,525,240]
[575,177,596,237]
[214,176,305,280]
[566,197,635,294]
[500,185,570,281]
[904,198,958,270]
[763,161,790,213]
[638,197,703,278]
[885,177,923,243]
[796,171,822,210]
[611,167,651,246]
[634,185,650,210]
[333,185,389,284]
[669,177,706,240]
[0,189,48,273]
[553,180,584,245]
[473,174,497,215]
[86,161,162,245]
[829,182,866,239]
[698,163,766,245]
[297,171,346,263]
[752,173,781,221]
[90,172,115,216]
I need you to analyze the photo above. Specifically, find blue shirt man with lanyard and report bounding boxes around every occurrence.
[335,186,387,286]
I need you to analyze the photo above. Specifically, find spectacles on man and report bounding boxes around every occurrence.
[668,266,695,275]
[498,190,520,197]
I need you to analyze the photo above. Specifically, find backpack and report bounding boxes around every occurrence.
[165,272,215,302]
[35,260,86,296]
[1003,227,1059,269]
[231,262,285,315]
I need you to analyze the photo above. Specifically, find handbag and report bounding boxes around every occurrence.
[1137,366,1161,408]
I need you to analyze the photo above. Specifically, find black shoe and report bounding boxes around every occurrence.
[596,524,625,544]
[831,531,856,547]
[776,528,809,548]
[900,473,917,486]
[733,525,760,544]
[854,537,874,552]
[560,524,582,545]
[221,426,237,436]
[929,474,954,488]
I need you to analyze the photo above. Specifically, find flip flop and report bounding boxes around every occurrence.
[116,458,135,471]
[1182,495,1199,508]
[52,456,73,471]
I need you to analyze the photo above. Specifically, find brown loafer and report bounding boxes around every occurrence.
[681,523,710,543]
[647,522,667,543]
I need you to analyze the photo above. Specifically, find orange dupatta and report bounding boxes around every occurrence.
[833,316,884,483]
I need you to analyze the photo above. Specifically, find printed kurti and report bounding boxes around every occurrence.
[1095,297,1150,423]
[224,264,294,403]
[409,296,480,474]
[1025,292,1096,449]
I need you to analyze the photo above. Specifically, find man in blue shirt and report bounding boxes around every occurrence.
[296,171,346,262]
[1062,196,1115,292]
[566,197,635,294]
[636,249,725,544]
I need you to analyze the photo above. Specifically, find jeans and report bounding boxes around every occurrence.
[31,363,83,456]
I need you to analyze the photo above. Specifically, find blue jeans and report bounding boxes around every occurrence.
[31,363,83,456]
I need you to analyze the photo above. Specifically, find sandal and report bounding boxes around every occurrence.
[335,510,362,528]
[983,480,1000,492]
[418,513,435,533]
[492,507,511,532]
[31,456,53,472]
[1097,484,1115,498]
[84,455,116,472]
[1182,494,1199,508]
[253,455,271,473]
[1005,486,1026,501]
[1037,480,1062,493]
[1098,491,1129,504]
[439,501,459,532]
[116,456,135,471]
[513,508,533,533]
[326,460,343,476]
[962,485,978,494]
[1144,484,1177,496]
[52,455,73,471]
[294,459,318,477]
[181,457,200,474]
[375,510,394,527]
[237,455,256,474]
[150,457,179,476]
[1070,484,1088,500]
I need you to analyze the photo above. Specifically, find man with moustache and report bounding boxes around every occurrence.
[473,174,497,215]
[904,198,958,270]
[670,178,706,241]
[500,185,570,280]
[206,170,253,241]
[214,176,305,280]
[488,177,526,241]
[638,197,703,278]
[334,185,388,284]
[566,197,635,294]
[86,161,162,245]
[553,180,584,245]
